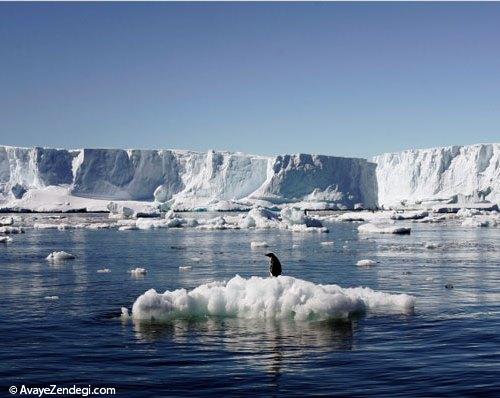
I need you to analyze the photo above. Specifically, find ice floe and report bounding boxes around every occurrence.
[356,259,377,266]
[129,267,147,275]
[358,223,411,235]
[46,251,76,261]
[128,275,415,321]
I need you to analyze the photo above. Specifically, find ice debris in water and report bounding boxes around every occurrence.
[358,223,411,235]
[0,236,13,243]
[356,259,377,267]
[46,251,75,261]
[97,268,111,273]
[179,265,192,271]
[320,241,334,246]
[129,267,147,275]
[250,241,269,248]
[129,275,415,321]
[423,242,439,249]
[44,296,59,300]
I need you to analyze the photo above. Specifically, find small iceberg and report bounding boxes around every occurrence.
[46,251,75,261]
[356,259,377,267]
[250,241,269,248]
[129,267,147,275]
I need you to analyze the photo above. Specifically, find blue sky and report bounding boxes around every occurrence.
[1,2,499,158]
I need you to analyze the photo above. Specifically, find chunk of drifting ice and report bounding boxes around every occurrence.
[97,268,111,273]
[239,207,280,229]
[356,259,377,267]
[0,236,12,243]
[0,226,24,234]
[358,223,411,235]
[0,216,14,226]
[118,225,138,231]
[391,210,429,220]
[44,295,59,300]
[251,241,269,248]
[129,275,415,321]
[46,251,75,261]
[288,225,329,233]
[320,241,334,246]
[461,217,497,227]
[423,242,439,249]
[107,202,135,219]
[121,307,130,319]
[280,207,323,228]
[179,265,192,271]
[129,267,147,275]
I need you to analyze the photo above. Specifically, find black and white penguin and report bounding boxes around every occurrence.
[265,253,282,277]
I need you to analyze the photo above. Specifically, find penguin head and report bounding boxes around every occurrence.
[265,253,275,258]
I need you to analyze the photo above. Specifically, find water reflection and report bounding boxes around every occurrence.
[130,317,356,376]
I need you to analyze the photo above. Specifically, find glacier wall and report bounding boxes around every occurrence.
[373,143,500,207]
[0,146,377,210]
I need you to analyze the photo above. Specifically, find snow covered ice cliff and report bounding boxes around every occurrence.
[373,143,500,208]
[0,143,498,212]
[0,146,377,211]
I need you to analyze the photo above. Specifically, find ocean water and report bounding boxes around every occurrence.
[1,217,499,397]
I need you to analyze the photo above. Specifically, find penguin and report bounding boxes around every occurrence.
[265,253,282,277]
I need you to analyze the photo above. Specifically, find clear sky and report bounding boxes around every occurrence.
[1,2,499,158]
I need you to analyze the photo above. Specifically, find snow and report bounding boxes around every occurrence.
[46,251,75,261]
[129,275,415,321]
[358,223,411,235]
[356,259,377,266]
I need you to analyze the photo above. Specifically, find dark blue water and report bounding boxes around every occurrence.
[1,218,499,397]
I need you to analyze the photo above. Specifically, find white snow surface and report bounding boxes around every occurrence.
[130,275,415,321]
[374,143,500,208]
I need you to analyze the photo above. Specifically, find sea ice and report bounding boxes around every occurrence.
[129,275,415,321]
[356,259,377,267]
[250,241,269,248]
[46,251,75,261]
[358,223,411,235]
[129,267,147,275]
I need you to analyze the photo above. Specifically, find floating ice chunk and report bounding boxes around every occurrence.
[118,225,138,231]
[358,223,411,235]
[129,267,147,275]
[320,241,334,246]
[251,241,269,248]
[46,251,75,261]
[423,242,439,249]
[0,236,12,243]
[107,202,135,219]
[44,296,59,300]
[97,268,111,273]
[356,259,377,267]
[456,208,482,218]
[0,216,14,226]
[288,225,329,233]
[179,265,192,271]
[280,207,323,228]
[461,216,497,228]
[130,275,415,321]
[391,210,429,220]
[0,226,24,234]
[121,307,130,319]
[191,257,201,262]
[239,207,280,229]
